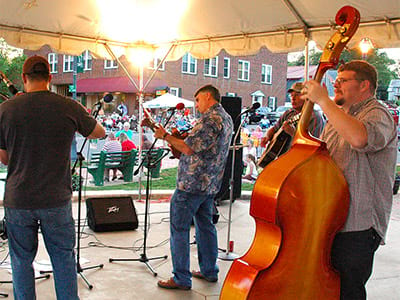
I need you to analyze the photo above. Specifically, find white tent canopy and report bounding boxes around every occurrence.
[0,0,399,61]
[143,93,194,109]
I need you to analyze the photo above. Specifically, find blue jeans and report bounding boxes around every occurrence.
[5,202,78,300]
[170,189,219,287]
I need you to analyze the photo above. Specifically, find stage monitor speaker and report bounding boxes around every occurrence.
[215,147,243,203]
[221,96,242,135]
[86,196,138,232]
[217,96,243,203]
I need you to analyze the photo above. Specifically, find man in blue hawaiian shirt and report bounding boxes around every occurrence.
[154,84,233,290]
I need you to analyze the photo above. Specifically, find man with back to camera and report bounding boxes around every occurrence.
[153,84,233,290]
[302,60,397,300]
[0,55,105,299]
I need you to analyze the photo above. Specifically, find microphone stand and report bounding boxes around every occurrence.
[109,109,176,276]
[218,113,248,261]
[40,101,104,289]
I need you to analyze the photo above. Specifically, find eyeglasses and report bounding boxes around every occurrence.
[333,78,358,85]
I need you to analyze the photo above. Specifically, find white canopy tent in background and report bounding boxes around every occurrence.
[143,93,194,109]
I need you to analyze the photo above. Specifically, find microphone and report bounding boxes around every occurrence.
[239,102,261,116]
[167,102,185,112]
[0,71,20,95]
[95,93,114,105]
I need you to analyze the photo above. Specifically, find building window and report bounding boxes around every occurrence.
[182,53,197,74]
[262,64,272,84]
[268,96,277,110]
[83,50,92,71]
[223,57,230,79]
[104,60,118,69]
[63,55,74,72]
[204,56,218,77]
[170,87,180,96]
[48,53,58,73]
[149,58,165,71]
[238,60,250,81]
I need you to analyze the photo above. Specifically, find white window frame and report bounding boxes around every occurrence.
[238,60,250,81]
[149,58,165,71]
[170,87,180,96]
[204,56,218,77]
[182,53,197,74]
[226,92,236,97]
[261,64,272,84]
[83,50,92,71]
[223,57,230,79]
[48,53,58,74]
[63,55,74,72]
[104,59,118,69]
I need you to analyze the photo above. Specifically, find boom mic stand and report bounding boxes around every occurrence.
[40,101,105,289]
[109,108,176,276]
[218,114,247,261]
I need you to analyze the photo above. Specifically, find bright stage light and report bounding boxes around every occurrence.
[359,38,374,58]
[126,46,154,67]
[96,0,189,44]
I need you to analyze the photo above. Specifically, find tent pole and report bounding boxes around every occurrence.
[104,43,144,199]
[304,37,310,82]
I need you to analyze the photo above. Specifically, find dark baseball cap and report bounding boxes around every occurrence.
[23,55,50,74]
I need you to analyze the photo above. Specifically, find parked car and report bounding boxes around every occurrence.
[275,105,292,117]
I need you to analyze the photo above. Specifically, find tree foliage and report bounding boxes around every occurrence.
[288,48,397,100]
[0,39,25,102]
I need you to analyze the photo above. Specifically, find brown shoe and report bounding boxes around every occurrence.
[157,277,191,290]
[191,270,218,282]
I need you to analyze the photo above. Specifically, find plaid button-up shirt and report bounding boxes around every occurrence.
[321,97,397,242]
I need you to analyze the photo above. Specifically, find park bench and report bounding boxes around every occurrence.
[87,150,138,186]
[140,148,167,179]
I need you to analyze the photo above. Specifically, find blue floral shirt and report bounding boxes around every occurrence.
[177,103,233,194]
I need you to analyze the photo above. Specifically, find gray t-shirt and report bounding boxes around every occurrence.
[0,91,97,209]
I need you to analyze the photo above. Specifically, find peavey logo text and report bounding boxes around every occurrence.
[107,206,120,214]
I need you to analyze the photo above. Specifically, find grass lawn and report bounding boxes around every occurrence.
[84,167,255,191]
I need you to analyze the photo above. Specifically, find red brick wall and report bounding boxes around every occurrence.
[25,45,288,111]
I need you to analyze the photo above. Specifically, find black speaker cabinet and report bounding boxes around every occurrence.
[86,196,138,232]
[221,96,242,135]
[217,96,243,202]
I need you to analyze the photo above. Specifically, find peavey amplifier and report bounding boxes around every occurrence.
[86,196,138,232]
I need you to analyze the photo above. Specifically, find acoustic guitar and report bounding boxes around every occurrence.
[257,113,300,168]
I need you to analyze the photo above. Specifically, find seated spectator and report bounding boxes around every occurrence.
[115,122,134,140]
[242,154,258,182]
[102,132,122,181]
[119,132,136,151]
[142,135,153,150]
[243,140,257,166]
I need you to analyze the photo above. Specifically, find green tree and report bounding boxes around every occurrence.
[0,39,25,102]
[289,48,396,100]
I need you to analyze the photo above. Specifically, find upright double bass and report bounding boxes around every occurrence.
[220,6,360,300]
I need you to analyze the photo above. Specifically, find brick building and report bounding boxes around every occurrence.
[25,45,288,114]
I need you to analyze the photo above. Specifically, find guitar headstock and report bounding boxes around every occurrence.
[316,6,360,81]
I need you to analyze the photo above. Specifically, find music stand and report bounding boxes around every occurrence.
[109,108,176,276]
[109,146,169,276]
[218,115,247,261]
[40,102,104,290]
